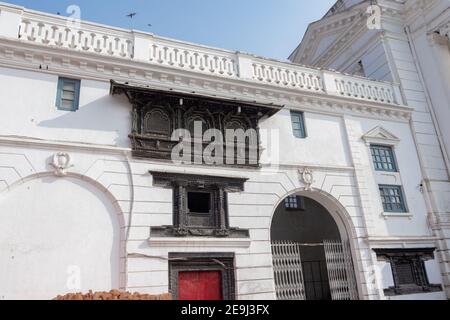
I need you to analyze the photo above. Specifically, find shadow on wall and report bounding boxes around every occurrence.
[38,80,131,147]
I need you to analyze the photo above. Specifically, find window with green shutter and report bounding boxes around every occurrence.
[370,145,398,172]
[379,185,407,213]
[290,111,306,138]
[56,77,81,111]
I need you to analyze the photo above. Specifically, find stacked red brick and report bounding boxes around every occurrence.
[54,290,172,300]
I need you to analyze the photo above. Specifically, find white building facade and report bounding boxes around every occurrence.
[0,1,448,300]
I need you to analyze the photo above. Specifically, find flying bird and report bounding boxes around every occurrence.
[126,13,137,19]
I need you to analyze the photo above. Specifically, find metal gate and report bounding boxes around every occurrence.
[271,241,306,300]
[323,240,359,300]
[271,240,358,300]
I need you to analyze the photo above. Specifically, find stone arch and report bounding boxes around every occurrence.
[269,187,367,300]
[0,171,127,299]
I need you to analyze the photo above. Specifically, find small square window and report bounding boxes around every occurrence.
[56,77,81,111]
[290,111,306,139]
[187,192,211,215]
[284,195,305,210]
[370,145,397,172]
[379,185,407,213]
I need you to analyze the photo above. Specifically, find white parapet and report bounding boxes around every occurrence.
[0,2,402,106]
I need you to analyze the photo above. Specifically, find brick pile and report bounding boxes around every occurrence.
[54,290,172,300]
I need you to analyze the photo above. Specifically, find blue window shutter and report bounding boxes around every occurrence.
[56,77,81,111]
[290,111,306,138]
[73,79,81,111]
[56,77,63,109]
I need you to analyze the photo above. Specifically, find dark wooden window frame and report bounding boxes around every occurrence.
[374,248,443,296]
[150,171,250,238]
[110,80,282,168]
[169,252,236,300]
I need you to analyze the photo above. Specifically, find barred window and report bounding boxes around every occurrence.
[284,195,305,210]
[379,185,407,213]
[370,145,397,172]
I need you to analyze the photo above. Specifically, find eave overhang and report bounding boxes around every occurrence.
[110,80,284,119]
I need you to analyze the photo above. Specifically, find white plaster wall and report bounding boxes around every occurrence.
[0,176,122,300]
[0,67,130,147]
[409,23,450,173]
[0,62,443,299]
[358,117,431,237]
[260,108,352,168]
[375,258,445,300]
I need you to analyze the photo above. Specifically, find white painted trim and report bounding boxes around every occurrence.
[0,135,131,154]
[148,237,251,248]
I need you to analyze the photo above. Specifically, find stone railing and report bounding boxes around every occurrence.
[251,58,324,92]
[146,37,238,77]
[18,11,134,59]
[327,73,398,104]
[0,3,403,105]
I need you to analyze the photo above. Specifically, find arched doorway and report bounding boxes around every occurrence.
[270,192,359,300]
[0,175,123,300]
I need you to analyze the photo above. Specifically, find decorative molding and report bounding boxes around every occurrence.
[112,80,280,167]
[49,152,73,177]
[0,39,413,122]
[148,236,251,248]
[362,126,400,146]
[298,168,314,191]
[0,135,131,154]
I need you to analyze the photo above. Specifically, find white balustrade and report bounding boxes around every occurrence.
[252,61,324,92]
[0,4,402,106]
[332,75,396,104]
[148,42,238,77]
[19,15,133,59]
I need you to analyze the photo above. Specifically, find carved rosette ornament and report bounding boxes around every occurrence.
[299,168,314,191]
[49,152,73,177]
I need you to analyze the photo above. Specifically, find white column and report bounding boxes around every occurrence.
[0,3,23,39]
[132,30,153,62]
[236,52,254,80]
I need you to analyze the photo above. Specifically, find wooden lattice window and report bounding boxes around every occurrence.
[374,248,442,296]
[144,109,171,136]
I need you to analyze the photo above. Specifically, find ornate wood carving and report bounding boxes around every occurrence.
[374,248,443,296]
[111,80,281,167]
[150,171,249,238]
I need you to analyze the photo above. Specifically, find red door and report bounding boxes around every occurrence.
[178,271,223,300]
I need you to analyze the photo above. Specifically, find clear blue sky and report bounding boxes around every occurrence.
[6,0,336,60]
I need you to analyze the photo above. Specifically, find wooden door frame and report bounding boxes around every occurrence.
[169,252,236,300]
